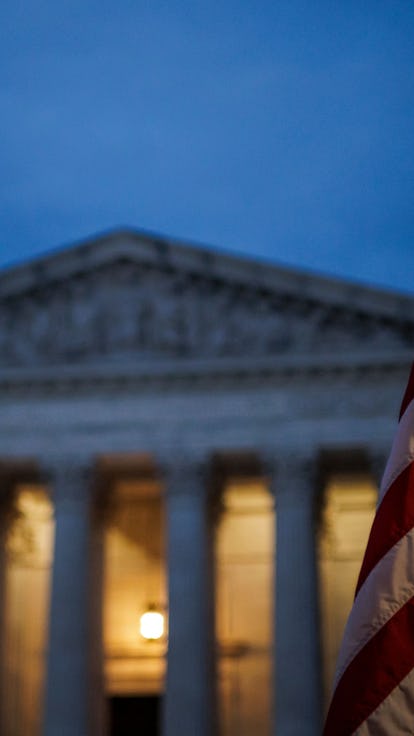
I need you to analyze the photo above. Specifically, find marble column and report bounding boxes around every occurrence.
[88,497,107,736]
[270,453,321,736]
[43,459,93,736]
[162,457,216,736]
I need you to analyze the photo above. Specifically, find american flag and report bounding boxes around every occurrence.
[324,363,414,735]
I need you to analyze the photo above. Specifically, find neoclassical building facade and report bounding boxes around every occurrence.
[0,229,413,736]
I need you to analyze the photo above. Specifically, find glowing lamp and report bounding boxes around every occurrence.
[140,605,164,641]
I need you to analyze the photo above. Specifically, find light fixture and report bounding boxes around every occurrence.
[140,603,164,641]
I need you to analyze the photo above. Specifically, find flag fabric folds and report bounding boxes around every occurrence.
[324,363,414,735]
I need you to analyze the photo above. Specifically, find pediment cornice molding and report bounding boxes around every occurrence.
[1,228,414,319]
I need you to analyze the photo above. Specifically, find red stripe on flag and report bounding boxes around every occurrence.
[399,363,414,420]
[323,596,414,736]
[355,462,414,597]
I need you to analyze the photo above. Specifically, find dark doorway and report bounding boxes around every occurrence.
[109,695,161,736]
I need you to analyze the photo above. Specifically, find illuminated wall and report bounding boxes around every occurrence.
[216,479,275,736]
[0,485,54,736]
[103,480,166,697]
[318,475,377,708]
[0,468,382,735]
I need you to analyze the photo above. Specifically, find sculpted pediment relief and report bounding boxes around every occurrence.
[0,234,413,368]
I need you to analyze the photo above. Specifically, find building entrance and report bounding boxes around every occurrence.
[109,695,161,736]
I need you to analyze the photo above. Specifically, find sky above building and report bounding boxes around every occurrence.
[1,1,413,293]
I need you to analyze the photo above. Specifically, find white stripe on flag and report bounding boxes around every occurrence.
[334,527,414,690]
[354,667,414,735]
[379,398,414,503]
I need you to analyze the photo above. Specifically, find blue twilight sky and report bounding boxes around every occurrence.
[1,1,414,293]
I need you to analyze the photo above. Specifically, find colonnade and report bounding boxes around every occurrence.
[0,448,382,736]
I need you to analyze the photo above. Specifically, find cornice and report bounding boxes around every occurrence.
[0,349,411,396]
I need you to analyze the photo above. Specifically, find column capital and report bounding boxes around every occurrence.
[159,454,209,500]
[41,456,94,509]
[264,450,316,506]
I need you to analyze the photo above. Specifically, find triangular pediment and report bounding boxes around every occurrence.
[0,228,413,369]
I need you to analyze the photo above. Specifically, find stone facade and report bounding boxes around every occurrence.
[0,228,413,736]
